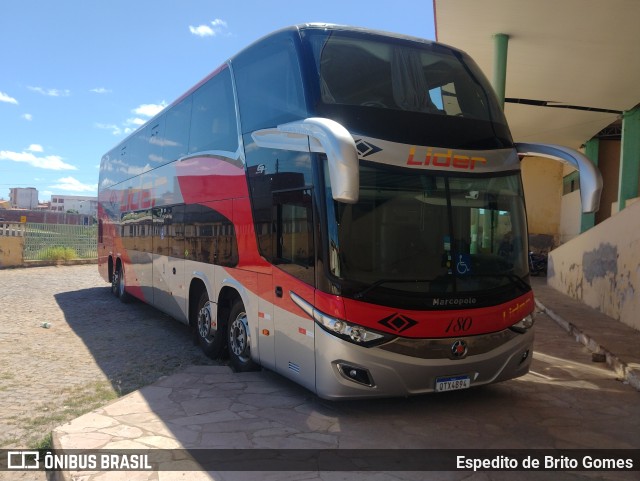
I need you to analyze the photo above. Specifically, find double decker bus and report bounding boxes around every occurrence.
[98,24,601,399]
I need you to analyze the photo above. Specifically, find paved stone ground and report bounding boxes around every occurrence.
[0,265,216,450]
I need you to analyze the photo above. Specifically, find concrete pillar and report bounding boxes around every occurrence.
[618,107,640,210]
[581,138,599,231]
[493,33,509,109]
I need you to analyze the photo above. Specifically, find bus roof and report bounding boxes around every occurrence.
[101,24,458,160]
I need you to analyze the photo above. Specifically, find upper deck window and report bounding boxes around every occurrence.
[233,33,307,133]
[302,29,512,149]
[189,67,238,154]
[312,33,501,120]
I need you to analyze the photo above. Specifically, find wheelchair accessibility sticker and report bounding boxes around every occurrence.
[456,254,472,275]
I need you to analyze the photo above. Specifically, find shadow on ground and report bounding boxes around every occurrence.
[54,287,217,395]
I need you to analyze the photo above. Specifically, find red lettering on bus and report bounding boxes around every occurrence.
[407,147,422,165]
[406,148,487,170]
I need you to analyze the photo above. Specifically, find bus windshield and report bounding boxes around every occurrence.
[303,28,512,149]
[325,162,529,307]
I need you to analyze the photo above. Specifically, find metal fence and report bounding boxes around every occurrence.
[23,223,97,261]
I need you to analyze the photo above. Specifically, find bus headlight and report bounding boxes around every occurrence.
[290,291,394,347]
[510,313,535,333]
[314,309,392,346]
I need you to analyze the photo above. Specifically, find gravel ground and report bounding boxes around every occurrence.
[0,264,217,450]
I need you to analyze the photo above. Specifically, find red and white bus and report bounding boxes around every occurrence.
[98,24,601,399]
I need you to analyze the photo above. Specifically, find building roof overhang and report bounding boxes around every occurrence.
[434,0,640,149]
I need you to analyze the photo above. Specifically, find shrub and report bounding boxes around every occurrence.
[37,246,78,261]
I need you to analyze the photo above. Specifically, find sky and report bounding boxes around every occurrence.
[0,0,435,203]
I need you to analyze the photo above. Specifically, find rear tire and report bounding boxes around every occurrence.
[111,263,119,297]
[113,262,131,303]
[227,300,259,372]
[195,290,226,359]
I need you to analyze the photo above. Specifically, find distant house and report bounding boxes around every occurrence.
[50,195,97,217]
[9,187,38,209]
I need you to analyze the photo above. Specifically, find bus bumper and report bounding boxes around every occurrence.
[314,324,534,399]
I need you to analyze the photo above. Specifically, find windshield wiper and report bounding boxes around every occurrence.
[353,278,438,300]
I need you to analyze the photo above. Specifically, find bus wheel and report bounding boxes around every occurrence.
[114,263,130,303]
[196,291,226,359]
[111,269,119,296]
[228,300,259,372]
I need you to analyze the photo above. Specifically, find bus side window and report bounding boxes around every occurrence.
[147,118,167,166]
[273,189,314,286]
[171,205,185,259]
[163,97,192,164]
[189,68,238,154]
[244,147,314,266]
[182,203,238,267]
[233,33,306,133]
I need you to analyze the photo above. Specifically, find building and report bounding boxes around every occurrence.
[9,187,38,209]
[434,0,640,331]
[50,195,98,217]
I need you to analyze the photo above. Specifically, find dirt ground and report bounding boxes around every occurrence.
[0,264,216,450]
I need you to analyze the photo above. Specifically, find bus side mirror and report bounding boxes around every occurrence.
[252,117,360,204]
[515,142,603,213]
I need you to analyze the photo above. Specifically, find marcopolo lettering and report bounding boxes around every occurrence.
[433,297,477,307]
[407,147,487,170]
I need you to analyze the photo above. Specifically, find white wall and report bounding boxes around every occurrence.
[548,200,640,331]
[13,189,38,209]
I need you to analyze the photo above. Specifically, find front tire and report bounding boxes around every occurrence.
[227,300,259,372]
[195,290,226,359]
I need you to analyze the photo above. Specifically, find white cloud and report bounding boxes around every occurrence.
[90,87,112,94]
[189,18,229,37]
[49,176,97,193]
[126,117,147,127]
[22,113,33,121]
[96,101,166,137]
[0,91,18,104]
[211,19,227,29]
[189,24,214,37]
[28,86,71,97]
[0,149,76,170]
[27,144,44,152]
[133,102,167,117]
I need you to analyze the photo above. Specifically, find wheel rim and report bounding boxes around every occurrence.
[198,301,216,344]
[229,312,250,362]
[111,271,119,295]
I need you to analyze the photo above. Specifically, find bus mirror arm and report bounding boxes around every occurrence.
[252,118,360,203]
[515,142,603,213]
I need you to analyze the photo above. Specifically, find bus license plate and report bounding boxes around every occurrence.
[435,375,470,392]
